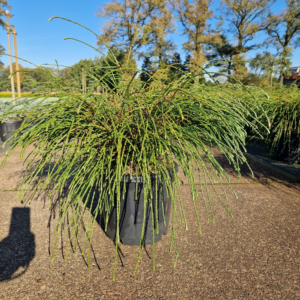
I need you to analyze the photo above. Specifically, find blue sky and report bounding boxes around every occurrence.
[0,0,299,70]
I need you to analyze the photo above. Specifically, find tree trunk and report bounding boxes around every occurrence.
[280,46,289,85]
[228,62,232,82]
[194,75,199,87]
[270,71,273,87]
[280,74,284,85]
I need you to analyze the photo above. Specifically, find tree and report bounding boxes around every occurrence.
[21,75,36,91]
[220,0,274,82]
[96,0,162,57]
[140,56,155,87]
[0,1,11,63]
[206,34,239,80]
[62,58,95,90]
[95,48,136,90]
[0,64,23,91]
[11,62,24,86]
[61,49,135,92]
[173,0,220,80]
[87,78,97,92]
[22,66,57,86]
[0,65,10,91]
[167,52,189,81]
[265,0,300,84]
[0,44,4,66]
[249,51,281,86]
[0,0,10,29]
[142,3,176,69]
[0,63,24,91]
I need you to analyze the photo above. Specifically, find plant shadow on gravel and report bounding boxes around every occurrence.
[0,207,35,282]
[14,159,104,270]
[17,160,150,271]
[214,153,300,194]
[214,153,290,181]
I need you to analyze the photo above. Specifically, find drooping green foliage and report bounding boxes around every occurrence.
[1,17,265,281]
[222,82,300,158]
[258,84,300,155]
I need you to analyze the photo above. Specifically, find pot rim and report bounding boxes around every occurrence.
[0,119,23,124]
[114,164,179,183]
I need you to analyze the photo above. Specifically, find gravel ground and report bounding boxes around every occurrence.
[1,147,300,299]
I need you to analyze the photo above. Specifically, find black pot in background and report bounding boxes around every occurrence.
[0,120,23,142]
[276,131,300,164]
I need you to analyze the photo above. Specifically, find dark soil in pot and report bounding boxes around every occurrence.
[0,120,23,142]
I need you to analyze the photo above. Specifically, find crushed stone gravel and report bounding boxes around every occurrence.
[1,147,300,299]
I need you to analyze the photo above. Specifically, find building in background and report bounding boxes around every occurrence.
[284,66,300,85]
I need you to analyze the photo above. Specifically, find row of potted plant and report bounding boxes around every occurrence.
[0,96,57,142]
[0,99,26,142]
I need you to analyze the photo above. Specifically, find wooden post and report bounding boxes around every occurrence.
[5,12,15,104]
[13,29,21,98]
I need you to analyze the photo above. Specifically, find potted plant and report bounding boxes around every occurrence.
[263,84,300,164]
[243,83,300,164]
[0,100,24,142]
[0,97,44,142]
[2,17,263,280]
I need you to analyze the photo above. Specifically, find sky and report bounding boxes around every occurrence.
[0,0,299,70]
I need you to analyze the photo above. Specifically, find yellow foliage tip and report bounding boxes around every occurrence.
[49,16,59,22]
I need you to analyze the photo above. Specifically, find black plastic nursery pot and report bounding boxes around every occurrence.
[0,120,23,142]
[100,166,178,246]
[275,131,300,164]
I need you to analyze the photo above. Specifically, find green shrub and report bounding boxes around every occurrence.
[229,82,300,158]
[260,84,300,155]
[1,17,265,280]
[0,99,26,122]
[0,97,52,122]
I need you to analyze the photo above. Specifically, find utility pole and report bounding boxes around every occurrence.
[5,11,15,104]
[13,28,21,98]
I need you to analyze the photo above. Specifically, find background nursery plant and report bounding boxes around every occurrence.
[260,84,300,163]
[1,17,266,280]
[232,83,300,163]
